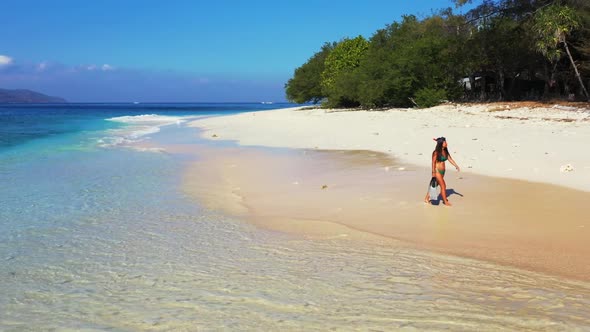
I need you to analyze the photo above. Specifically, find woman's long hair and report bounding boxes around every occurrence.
[434,137,448,159]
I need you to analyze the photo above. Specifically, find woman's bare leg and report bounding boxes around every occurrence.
[435,173,451,206]
[424,192,431,204]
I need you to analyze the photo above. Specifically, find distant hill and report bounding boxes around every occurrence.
[0,88,67,103]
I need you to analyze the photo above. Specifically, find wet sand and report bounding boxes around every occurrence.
[182,144,590,282]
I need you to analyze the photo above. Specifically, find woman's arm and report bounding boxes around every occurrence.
[448,154,460,171]
[431,152,436,175]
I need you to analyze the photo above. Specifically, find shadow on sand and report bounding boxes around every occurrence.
[430,188,463,206]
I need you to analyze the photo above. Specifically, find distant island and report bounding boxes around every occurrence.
[0,88,67,103]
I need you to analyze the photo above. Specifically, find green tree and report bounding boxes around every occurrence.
[285,0,590,106]
[533,4,589,100]
[285,43,334,104]
[355,16,421,107]
[321,36,369,107]
[356,14,464,107]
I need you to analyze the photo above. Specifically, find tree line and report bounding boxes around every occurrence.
[285,0,590,108]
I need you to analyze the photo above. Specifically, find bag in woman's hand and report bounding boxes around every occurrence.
[428,177,439,200]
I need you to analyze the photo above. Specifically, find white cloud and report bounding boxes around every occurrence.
[87,64,97,71]
[101,64,114,71]
[0,55,14,66]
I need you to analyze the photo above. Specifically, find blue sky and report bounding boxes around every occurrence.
[0,0,472,102]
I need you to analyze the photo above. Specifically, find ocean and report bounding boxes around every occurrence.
[1,103,589,331]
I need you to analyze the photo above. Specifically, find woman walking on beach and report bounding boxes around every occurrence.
[425,137,460,206]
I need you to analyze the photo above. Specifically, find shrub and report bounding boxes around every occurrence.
[414,88,447,108]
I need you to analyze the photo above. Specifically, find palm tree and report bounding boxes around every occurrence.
[533,4,589,101]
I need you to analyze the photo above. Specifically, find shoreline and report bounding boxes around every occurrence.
[181,144,590,282]
[178,103,590,281]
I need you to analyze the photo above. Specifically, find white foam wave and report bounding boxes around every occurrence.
[99,114,194,148]
[106,114,186,125]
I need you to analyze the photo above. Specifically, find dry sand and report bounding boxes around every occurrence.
[190,103,590,192]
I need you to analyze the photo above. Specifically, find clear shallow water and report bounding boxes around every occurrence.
[0,103,295,150]
[1,104,589,331]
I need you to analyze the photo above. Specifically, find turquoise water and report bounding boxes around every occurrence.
[1,103,589,331]
[0,103,294,150]
[0,103,294,237]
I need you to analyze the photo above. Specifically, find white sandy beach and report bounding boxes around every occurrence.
[190,103,590,192]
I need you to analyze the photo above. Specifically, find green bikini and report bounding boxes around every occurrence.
[436,154,448,175]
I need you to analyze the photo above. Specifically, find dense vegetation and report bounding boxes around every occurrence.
[285,0,590,108]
